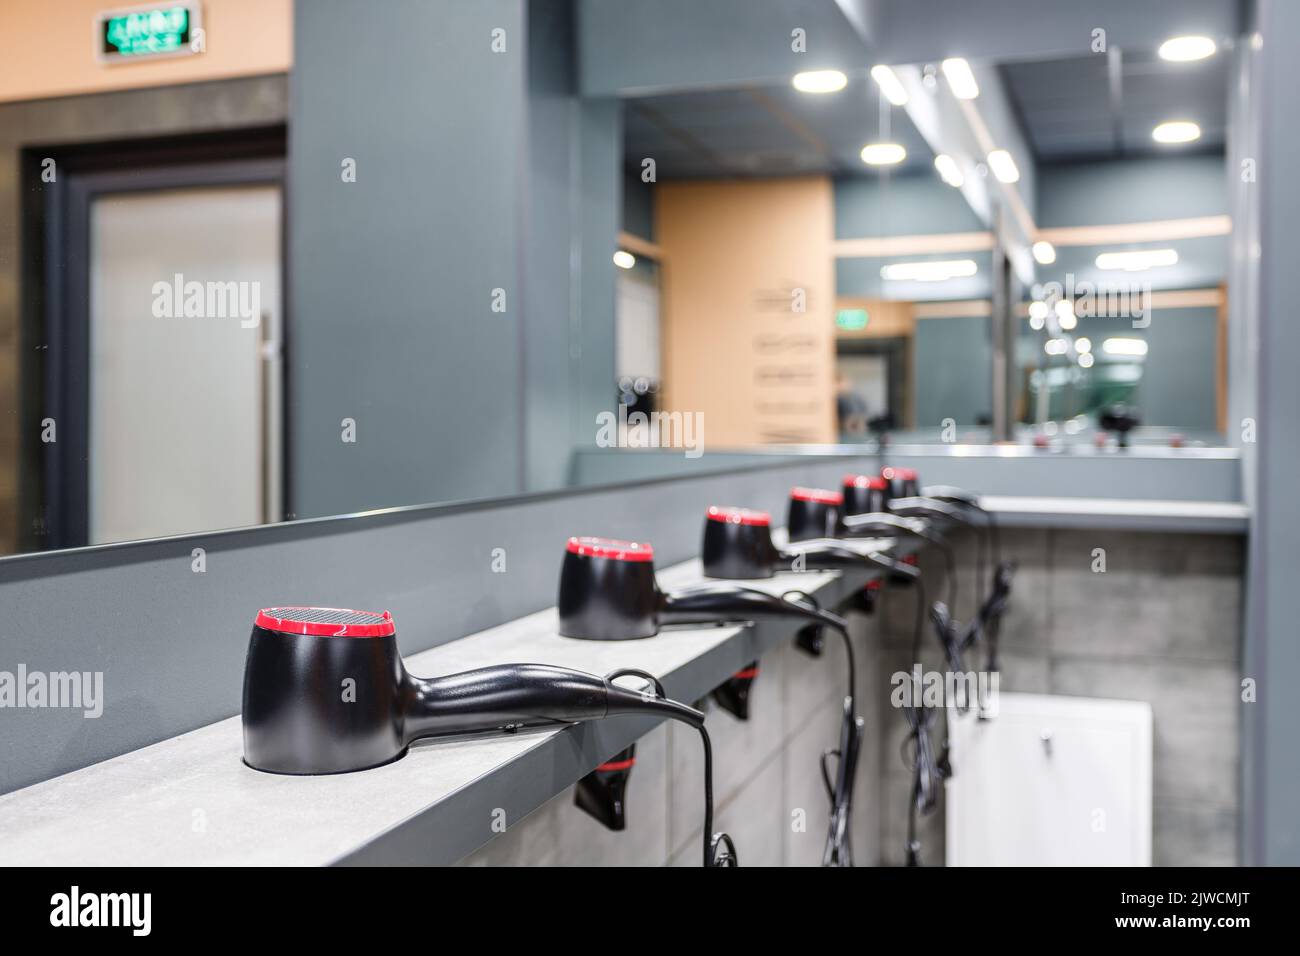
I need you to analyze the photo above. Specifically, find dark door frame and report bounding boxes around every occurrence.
[23,128,287,549]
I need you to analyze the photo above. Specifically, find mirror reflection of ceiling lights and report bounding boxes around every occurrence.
[1158,35,1217,62]
[881,259,978,282]
[933,153,963,187]
[870,65,909,105]
[1095,249,1180,271]
[786,29,1223,292]
[860,142,907,165]
[941,58,980,99]
[791,69,847,94]
[1152,120,1202,144]
[985,148,1020,183]
[1103,337,1149,357]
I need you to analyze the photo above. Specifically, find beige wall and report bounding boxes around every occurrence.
[657,177,837,446]
[0,0,292,104]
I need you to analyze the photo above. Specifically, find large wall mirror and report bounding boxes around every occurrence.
[0,0,1238,558]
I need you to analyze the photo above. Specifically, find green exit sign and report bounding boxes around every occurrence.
[99,4,202,62]
[836,308,869,331]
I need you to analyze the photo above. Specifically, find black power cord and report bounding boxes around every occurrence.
[875,501,1015,864]
[606,668,737,867]
[877,548,948,867]
[782,589,861,867]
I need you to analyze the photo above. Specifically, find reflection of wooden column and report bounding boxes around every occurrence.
[656,177,835,446]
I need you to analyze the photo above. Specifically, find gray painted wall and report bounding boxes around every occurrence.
[1227,3,1264,866]
[522,1,620,491]
[574,99,622,454]
[1248,0,1300,866]
[1141,306,1218,429]
[622,167,655,240]
[289,0,620,514]
[577,0,872,96]
[1037,155,1229,227]
[289,0,528,517]
[913,316,993,427]
[871,0,1237,66]
[834,172,992,300]
[835,172,986,240]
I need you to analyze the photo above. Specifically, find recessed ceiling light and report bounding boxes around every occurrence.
[880,259,978,282]
[1075,337,1092,354]
[1103,337,1149,357]
[870,65,909,105]
[933,154,964,187]
[792,70,848,94]
[861,142,907,165]
[987,149,1020,183]
[1159,35,1217,62]
[613,250,636,269]
[1095,249,1179,271]
[1032,241,1056,264]
[1153,120,1201,144]
[1078,352,1095,368]
[1044,338,1068,356]
[1028,301,1049,328]
[941,58,980,99]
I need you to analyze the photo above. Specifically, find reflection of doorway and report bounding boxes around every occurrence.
[837,353,888,418]
[615,262,661,413]
[836,336,911,431]
[89,185,281,544]
[29,133,286,548]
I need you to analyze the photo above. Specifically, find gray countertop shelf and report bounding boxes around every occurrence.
[0,542,894,867]
[980,496,1249,533]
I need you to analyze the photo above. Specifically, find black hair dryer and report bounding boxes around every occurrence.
[701,505,904,580]
[1100,403,1140,449]
[703,502,912,655]
[557,536,848,641]
[786,486,843,543]
[241,606,736,866]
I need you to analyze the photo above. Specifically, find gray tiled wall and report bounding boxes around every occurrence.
[460,527,1244,866]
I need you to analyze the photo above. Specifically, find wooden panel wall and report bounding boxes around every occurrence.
[656,177,836,446]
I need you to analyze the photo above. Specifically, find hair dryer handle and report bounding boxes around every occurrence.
[659,582,847,633]
[779,540,871,572]
[402,663,610,742]
[890,496,973,525]
[921,485,981,509]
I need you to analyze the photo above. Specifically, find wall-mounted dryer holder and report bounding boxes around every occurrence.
[574,745,636,831]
